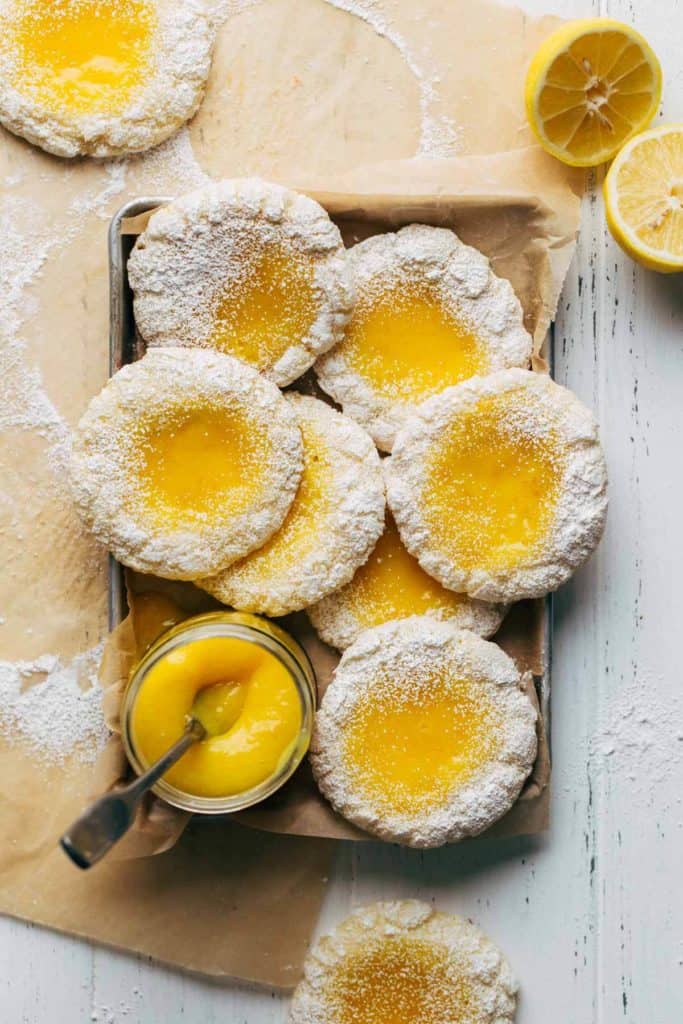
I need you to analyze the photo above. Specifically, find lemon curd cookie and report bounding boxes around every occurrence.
[387,369,608,603]
[308,514,505,650]
[310,617,537,847]
[290,900,518,1024]
[70,348,303,581]
[0,0,214,157]
[128,180,354,387]
[314,224,532,451]
[199,394,385,616]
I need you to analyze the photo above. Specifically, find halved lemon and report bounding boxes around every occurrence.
[604,124,683,273]
[525,18,662,167]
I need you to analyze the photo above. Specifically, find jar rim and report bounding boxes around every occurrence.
[121,610,317,815]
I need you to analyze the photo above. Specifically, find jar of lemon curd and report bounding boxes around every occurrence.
[120,611,316,814]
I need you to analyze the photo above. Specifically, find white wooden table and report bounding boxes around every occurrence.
[1,0,682,1020]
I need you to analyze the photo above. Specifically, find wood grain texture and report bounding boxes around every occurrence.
[1,0,682,1021]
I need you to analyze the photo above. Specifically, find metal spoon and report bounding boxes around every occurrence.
[60,717,206,869]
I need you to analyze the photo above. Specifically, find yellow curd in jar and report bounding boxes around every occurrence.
[129,620,310,802]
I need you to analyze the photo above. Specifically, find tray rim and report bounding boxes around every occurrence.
[107,194,553,749]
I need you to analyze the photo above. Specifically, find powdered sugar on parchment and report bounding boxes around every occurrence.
[211,0,462,157]
[0,642,108,765]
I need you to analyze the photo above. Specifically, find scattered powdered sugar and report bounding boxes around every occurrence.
[315,224,532,451]
[290,899,518,1024]
[590,676,683,787]
[0,642,108,765]
[311,617,537,847]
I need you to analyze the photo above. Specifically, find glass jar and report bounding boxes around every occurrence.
[120,610,316,814]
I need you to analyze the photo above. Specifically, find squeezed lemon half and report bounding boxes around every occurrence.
[604,124,683,273]
[525,18,662,167]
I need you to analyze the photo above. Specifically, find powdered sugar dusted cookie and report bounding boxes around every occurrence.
[315,224,532,451]
[0,0,214,157]
[308,513,505,650]
[310,617,537,847]
[128,180,354,386]
[290,900,518,1024]
[70,348,303,580]
[386,368,608,603]
[199,394,385,616]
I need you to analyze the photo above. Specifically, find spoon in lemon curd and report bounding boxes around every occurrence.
[60,681,242,870]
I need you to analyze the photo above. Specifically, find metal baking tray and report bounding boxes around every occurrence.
[108,196,552,744]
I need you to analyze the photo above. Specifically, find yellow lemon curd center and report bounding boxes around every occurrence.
[344,674,500,815]
[131,636,302,799]
[344,280,487,402]
[132,404,270,530]
[346,516,466,628]
[8,0,155,117]
[328,937,475,1024]
[424,392,563,573]
[210,244,317,370]
[223,421,331,586]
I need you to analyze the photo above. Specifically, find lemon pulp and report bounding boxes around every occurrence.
[132,404,269,530]
[345,517,466,628]
[345,281,487,402]
[7,0,155,117]
[131,636,302,798]
[424,392,562,573]
[344,674,500,814]
[328,937,474,1024]
[220,421,331,587]
[210,245,317,370]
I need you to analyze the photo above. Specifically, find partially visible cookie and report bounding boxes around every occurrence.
[199,394,385,616]
[289,899,518,1024]
[0,0,214,157]
[311,617,537,848]
[128,179,354,386]
[70,348,303,580]
[308,513,505,650]
[386,368,608,602]
[315,225,532,451]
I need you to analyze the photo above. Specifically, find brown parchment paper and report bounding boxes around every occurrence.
[0,0,580,989]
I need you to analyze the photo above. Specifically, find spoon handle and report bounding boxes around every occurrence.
[60,718,205,870]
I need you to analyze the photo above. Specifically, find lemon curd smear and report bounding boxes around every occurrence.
[7,0,155,116]
[131,404,269,530]
[328,937,474,1024]
[221,422,332,586]
[345,516,466,628]
[210,245,317,370]
[344,675,500,815]
[424,392,563,573]
[345,281,487,402]
[131,636,302,798]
